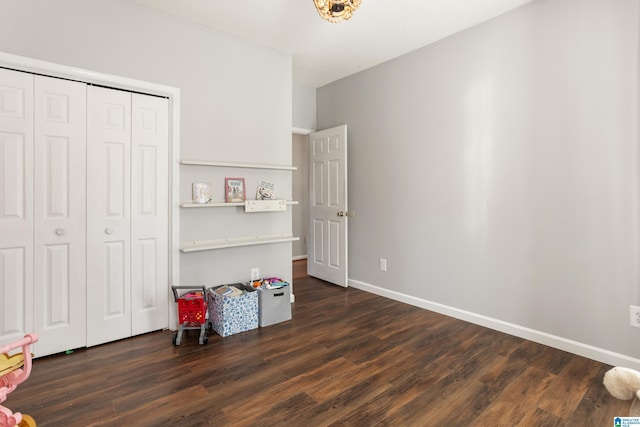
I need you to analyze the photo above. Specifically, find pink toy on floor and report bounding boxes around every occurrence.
[0,334,38,427]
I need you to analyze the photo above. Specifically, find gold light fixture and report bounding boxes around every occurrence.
[313,0,362,23]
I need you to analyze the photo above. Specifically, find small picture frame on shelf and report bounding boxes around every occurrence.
[256,179,276,200]
[225,178,246,203]
[192,182,212,204]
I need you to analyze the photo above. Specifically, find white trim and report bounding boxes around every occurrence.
[0,52,176,98]
[348,278,640,371]
[169,93,181,332]
[0,51,181,332]
[292,127,314,135]
[292,255,308,261]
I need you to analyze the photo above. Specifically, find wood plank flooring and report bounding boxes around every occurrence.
[5,260,630,426]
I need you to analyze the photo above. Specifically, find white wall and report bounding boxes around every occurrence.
[293,83,316,131]
[317,0,640,366]
[0,0,294,286]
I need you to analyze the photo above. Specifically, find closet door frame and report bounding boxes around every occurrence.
[0,51,181,331]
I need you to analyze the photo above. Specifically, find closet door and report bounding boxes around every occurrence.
[131,94,169,334]
[86,86,132,347]
[33,76,87,356]
[0,69,34,348]
[86,87,169,346]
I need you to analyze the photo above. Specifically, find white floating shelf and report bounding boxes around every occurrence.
[180,200,298,208]
[181,160,297,171]
[180,234,300,252]
[180,201,242,208]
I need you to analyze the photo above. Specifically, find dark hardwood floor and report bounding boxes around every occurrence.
[6,259,630,426]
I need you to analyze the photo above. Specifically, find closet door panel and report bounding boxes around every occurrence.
[0,69,34,348]
[131,94,168,334]
[1,134,27,218]
[105,240,127,314]
[33,76,87,357]
[0,248,30,345]
[86,86,132,347]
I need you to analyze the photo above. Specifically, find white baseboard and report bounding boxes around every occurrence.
[292,255,308,261]
[348,278,640,371]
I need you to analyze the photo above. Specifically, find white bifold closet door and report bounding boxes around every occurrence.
[33,75,87,356]
[0,69,35,350]
[0,69,87,357]
[86,86,168,347]
[0,70,168,355]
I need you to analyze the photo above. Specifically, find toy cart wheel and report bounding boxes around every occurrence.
[199,334,208,345]
[172,333,179,346]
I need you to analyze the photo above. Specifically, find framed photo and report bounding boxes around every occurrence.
[225,177,246,202]
[192,182,212,204]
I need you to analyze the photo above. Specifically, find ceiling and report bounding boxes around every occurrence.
[134,0,535,88]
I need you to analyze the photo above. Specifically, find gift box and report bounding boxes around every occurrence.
[207,285,258,337]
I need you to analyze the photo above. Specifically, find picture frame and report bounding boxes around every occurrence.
[225,177,246,202]
[256,179,276,200]
[192,182,212,204]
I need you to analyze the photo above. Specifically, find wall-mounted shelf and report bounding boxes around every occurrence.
[180,234,300,252]
[181,160,297,171]
[180,160,298,256]
[181,201,243,208]
[180,200,298,208]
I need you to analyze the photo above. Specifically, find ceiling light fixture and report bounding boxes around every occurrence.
[313,0,362,23]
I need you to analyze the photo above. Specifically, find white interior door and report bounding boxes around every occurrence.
[130,93,168,335]
[33,75,87,356]
[86,86,132,347]
[0,68,34,348]
[308,125,348,287]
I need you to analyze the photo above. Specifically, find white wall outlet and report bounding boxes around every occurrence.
[379,258,387,272]
[251,268,260,281]
[630,305,640,328]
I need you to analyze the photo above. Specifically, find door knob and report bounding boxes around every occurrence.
[55,228,66,236]
[337,211,355,217]
[105,227,114,235]
[337,211,345,217]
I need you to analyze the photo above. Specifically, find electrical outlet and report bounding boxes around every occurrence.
[251,268,260,281]
[379,258,387,272]
[630,305,640,328]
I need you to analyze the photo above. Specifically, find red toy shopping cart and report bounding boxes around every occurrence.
[172,286,208,346]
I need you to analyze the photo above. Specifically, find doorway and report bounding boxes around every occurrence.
[292,132,310,261]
